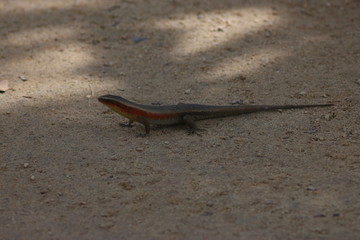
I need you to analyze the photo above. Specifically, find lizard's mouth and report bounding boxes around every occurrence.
[98,97,111,105]
[98,95,120,107]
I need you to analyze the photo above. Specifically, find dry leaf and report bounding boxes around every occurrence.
[0,80,9,92]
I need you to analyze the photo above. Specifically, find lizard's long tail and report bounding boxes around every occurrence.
[193,103,334,120]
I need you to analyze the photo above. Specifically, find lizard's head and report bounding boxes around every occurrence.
[98,95,138,120]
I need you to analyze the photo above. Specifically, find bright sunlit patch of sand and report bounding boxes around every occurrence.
[203,48,290,81]
[150,7,280,58]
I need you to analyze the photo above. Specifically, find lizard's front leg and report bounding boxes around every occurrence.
[136,117,151,137]
[183,115,204,135]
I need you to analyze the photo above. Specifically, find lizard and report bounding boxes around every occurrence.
[98,94,333,136]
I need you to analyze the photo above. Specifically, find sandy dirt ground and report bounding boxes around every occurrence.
[1,0,360,239]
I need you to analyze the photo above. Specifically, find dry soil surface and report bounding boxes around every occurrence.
[1,0,360,239]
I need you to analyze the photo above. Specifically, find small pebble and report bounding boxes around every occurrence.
[201,211,214,216]
[103,63,112,67]
[30,175,36,181]
[132,37,146,43]
[238,74,246,80]
[299,91,307,96]
[164,141,169,145]
[23,163,29,168]
[324,114,331,120]
[306,185,315,191]
[206,201,214,207]
[19,75,27,81]
[136,147,144,152]
[356,79,360,85]
[312,136,325,141]
[184,89,191,94]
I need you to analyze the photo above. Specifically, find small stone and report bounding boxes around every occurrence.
[19,75,27,81]
[356,79,360,85]
[120,35,129,40]
[103,63,113,67]
[23,163,29,168]
[30,175,36,181]
[79,201,87,205]
[136,147,144,152]
[306,185,315,191]
[324,114,332,120]
[132,37,146,43]
[238,74,246,80]
[206,201,214,207]
[202,211,214,216]
[184,89,191,94]
[313,136,325,141]
[299,91,307,96]
[332,213,340,217]
[164,141,169,145]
